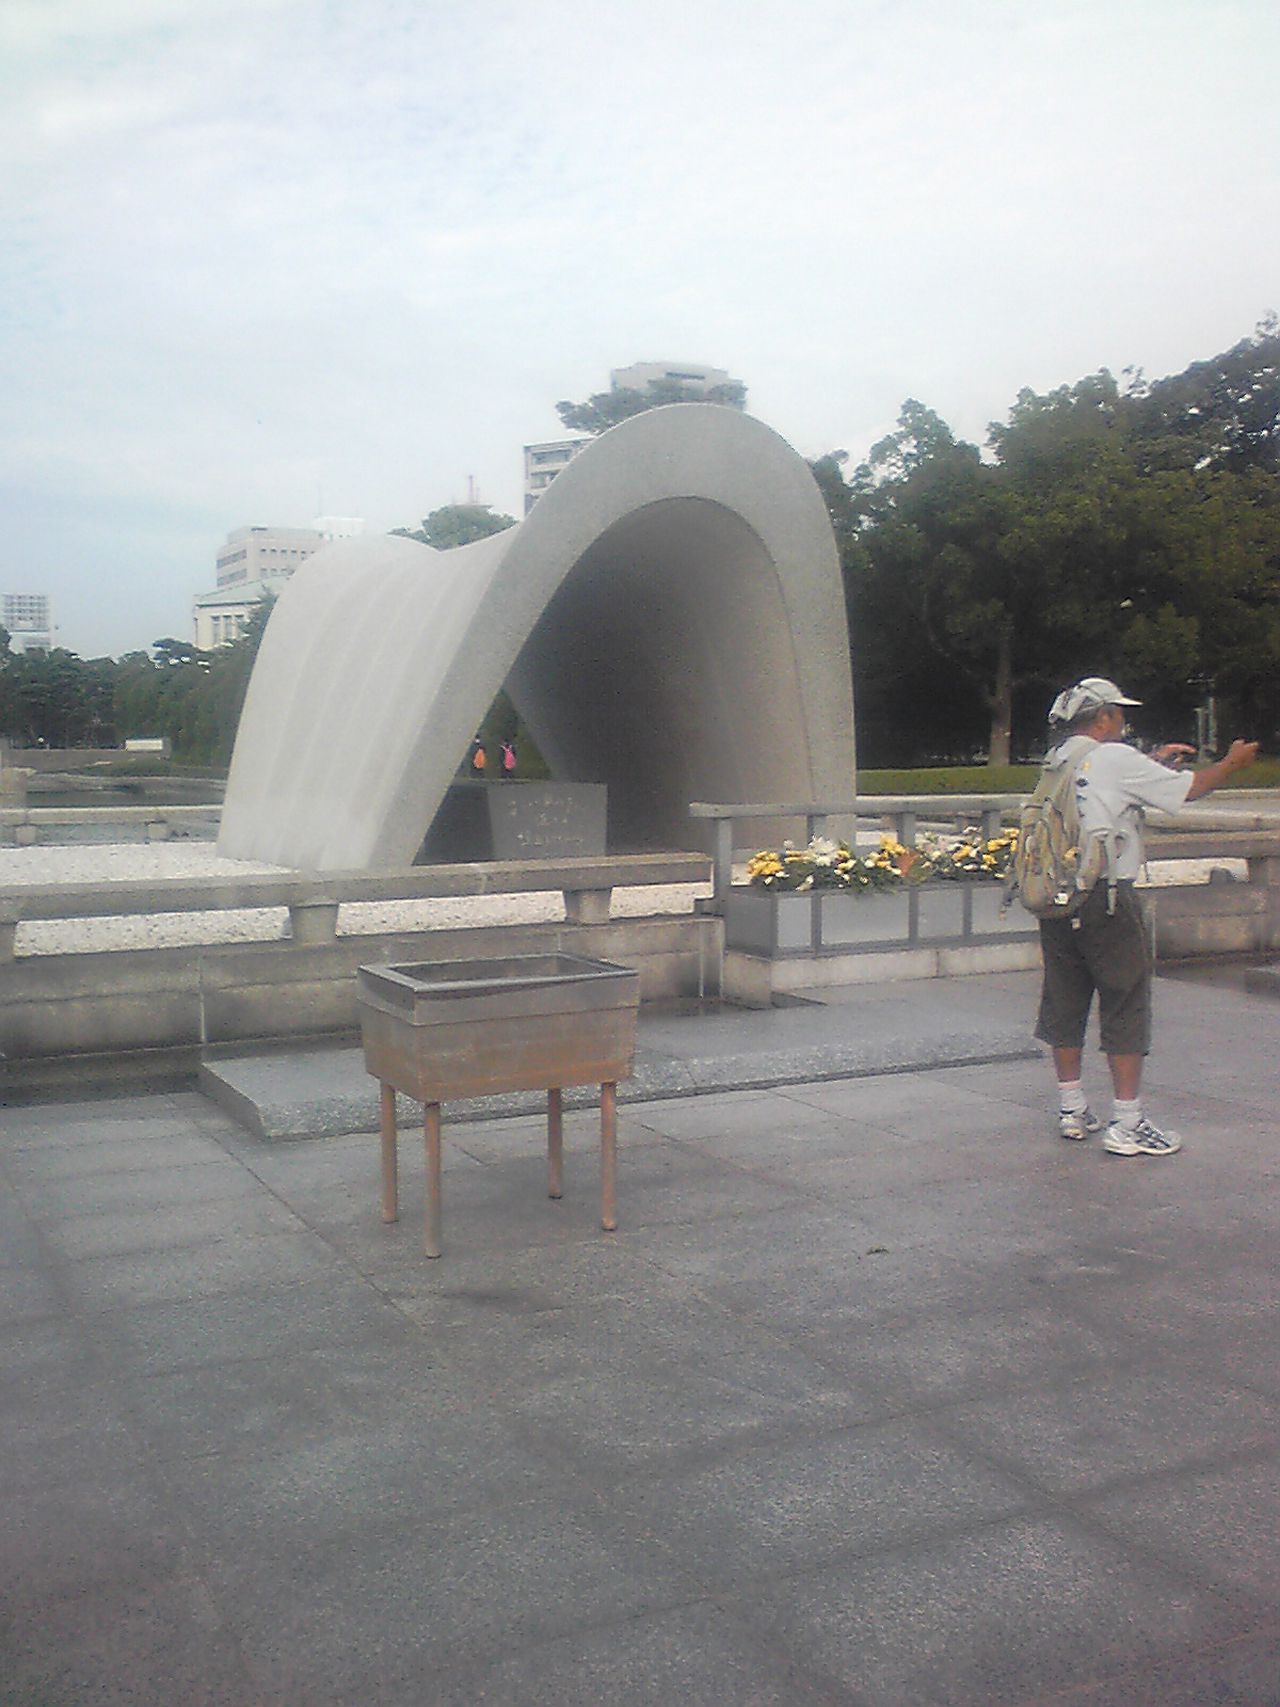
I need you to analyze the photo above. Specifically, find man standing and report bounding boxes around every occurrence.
[1034,677,1259,1157]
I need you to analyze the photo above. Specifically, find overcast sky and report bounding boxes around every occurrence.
[3,0,1277,659]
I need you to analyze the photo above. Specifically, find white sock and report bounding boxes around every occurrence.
[1057,1080,1087,1114]
[1112,1098,1141,1129]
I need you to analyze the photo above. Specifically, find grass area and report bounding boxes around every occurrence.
[859,766,1037,795]
[70,756,227,778]
[860,758,1280,795]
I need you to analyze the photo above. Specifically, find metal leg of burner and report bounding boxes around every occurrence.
[601,1080,618,1233]
[379,1081,398,1224]
[424,1100,443,1258]
[547,1087,564,1199]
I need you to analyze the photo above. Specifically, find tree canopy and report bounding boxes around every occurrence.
[824,321,1280,765]
[392,504,516,550]
[556,376,747,437]
[1,602,275,766]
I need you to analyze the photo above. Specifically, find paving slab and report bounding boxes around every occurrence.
[3,967,1279,1705]
[731,1511,1246,1707]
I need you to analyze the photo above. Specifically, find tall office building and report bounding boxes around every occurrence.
[196,519,365,648]
[2,592,53,653]
[521,439,590,514]
[609,360,738,395]
[215,524,326,590]
[523,361,743,513]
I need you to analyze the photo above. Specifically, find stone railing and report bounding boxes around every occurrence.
[0,853,710,963]
[1141,827,1280,959]
[1,804,222,846]
[0,853,717,1099]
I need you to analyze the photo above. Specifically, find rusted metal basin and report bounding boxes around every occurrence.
[356,953,640,1103]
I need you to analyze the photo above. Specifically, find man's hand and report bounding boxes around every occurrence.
[1153,742,1196,768]
[1185,738,1261,801]
[1223,738,1261,772]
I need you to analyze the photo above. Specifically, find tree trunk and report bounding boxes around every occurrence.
[987,627,1013,766]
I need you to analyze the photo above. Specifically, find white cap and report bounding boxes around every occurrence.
[1048,676,1142,726]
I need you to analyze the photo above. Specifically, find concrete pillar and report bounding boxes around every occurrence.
[711,818,733,912]
[0,769,29,807]
[1247,854,1280,950]
[287,900,340,945]
[564,888,612,925]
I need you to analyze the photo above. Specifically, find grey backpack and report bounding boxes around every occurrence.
[1009,740,1110,918]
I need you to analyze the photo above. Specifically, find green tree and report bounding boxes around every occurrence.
[1128,314,1280,476]
[0,625,14,737]
[993,368,1280,741]
[108,608,277,768]
[842,403,1036,763]
[393,504,516,550]
[152,637,200,667]
[555,376,747,436]
[822,338,1280,765]
[2,647,101,747]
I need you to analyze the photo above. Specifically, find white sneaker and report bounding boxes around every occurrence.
[1104,1117,1182,1157]
[1058,1107,1102,1142]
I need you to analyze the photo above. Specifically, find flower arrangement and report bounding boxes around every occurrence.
[744,835,860,892]
[745,828,1018,894]
[916,826,1019,883]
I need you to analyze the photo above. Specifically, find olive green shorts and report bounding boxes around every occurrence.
[1034,882,1153,1057]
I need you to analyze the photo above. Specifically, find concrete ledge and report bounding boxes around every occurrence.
[1152,878,1279,957]
[0,913,723,1101]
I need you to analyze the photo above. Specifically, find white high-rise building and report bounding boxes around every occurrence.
[523,361,744,513]
[3,592,53,653]
[196,518,365,648]
[610,360,737,395]
[521,439,589,515]
[215,524,323,590]
[313,516,366,542]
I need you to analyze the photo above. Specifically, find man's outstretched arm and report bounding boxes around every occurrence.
[1184,739,1261,801]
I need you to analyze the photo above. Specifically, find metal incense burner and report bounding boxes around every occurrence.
[357,954,640,1257]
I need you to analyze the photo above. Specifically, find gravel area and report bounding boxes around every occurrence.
[1,843,713,956]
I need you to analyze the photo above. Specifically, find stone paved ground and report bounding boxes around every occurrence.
[2,967,1278,1705]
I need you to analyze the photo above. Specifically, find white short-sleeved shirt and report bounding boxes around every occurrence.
[1074,741,1194,880]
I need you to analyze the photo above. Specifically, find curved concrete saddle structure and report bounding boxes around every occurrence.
[218,405,856,870]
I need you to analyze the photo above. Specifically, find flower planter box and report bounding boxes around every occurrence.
[820,889,912,946]
[968,884,1037,937]
[724,882,1035,959]
[914,884,966,941]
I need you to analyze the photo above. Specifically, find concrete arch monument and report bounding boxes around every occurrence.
[218,404,856,870]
